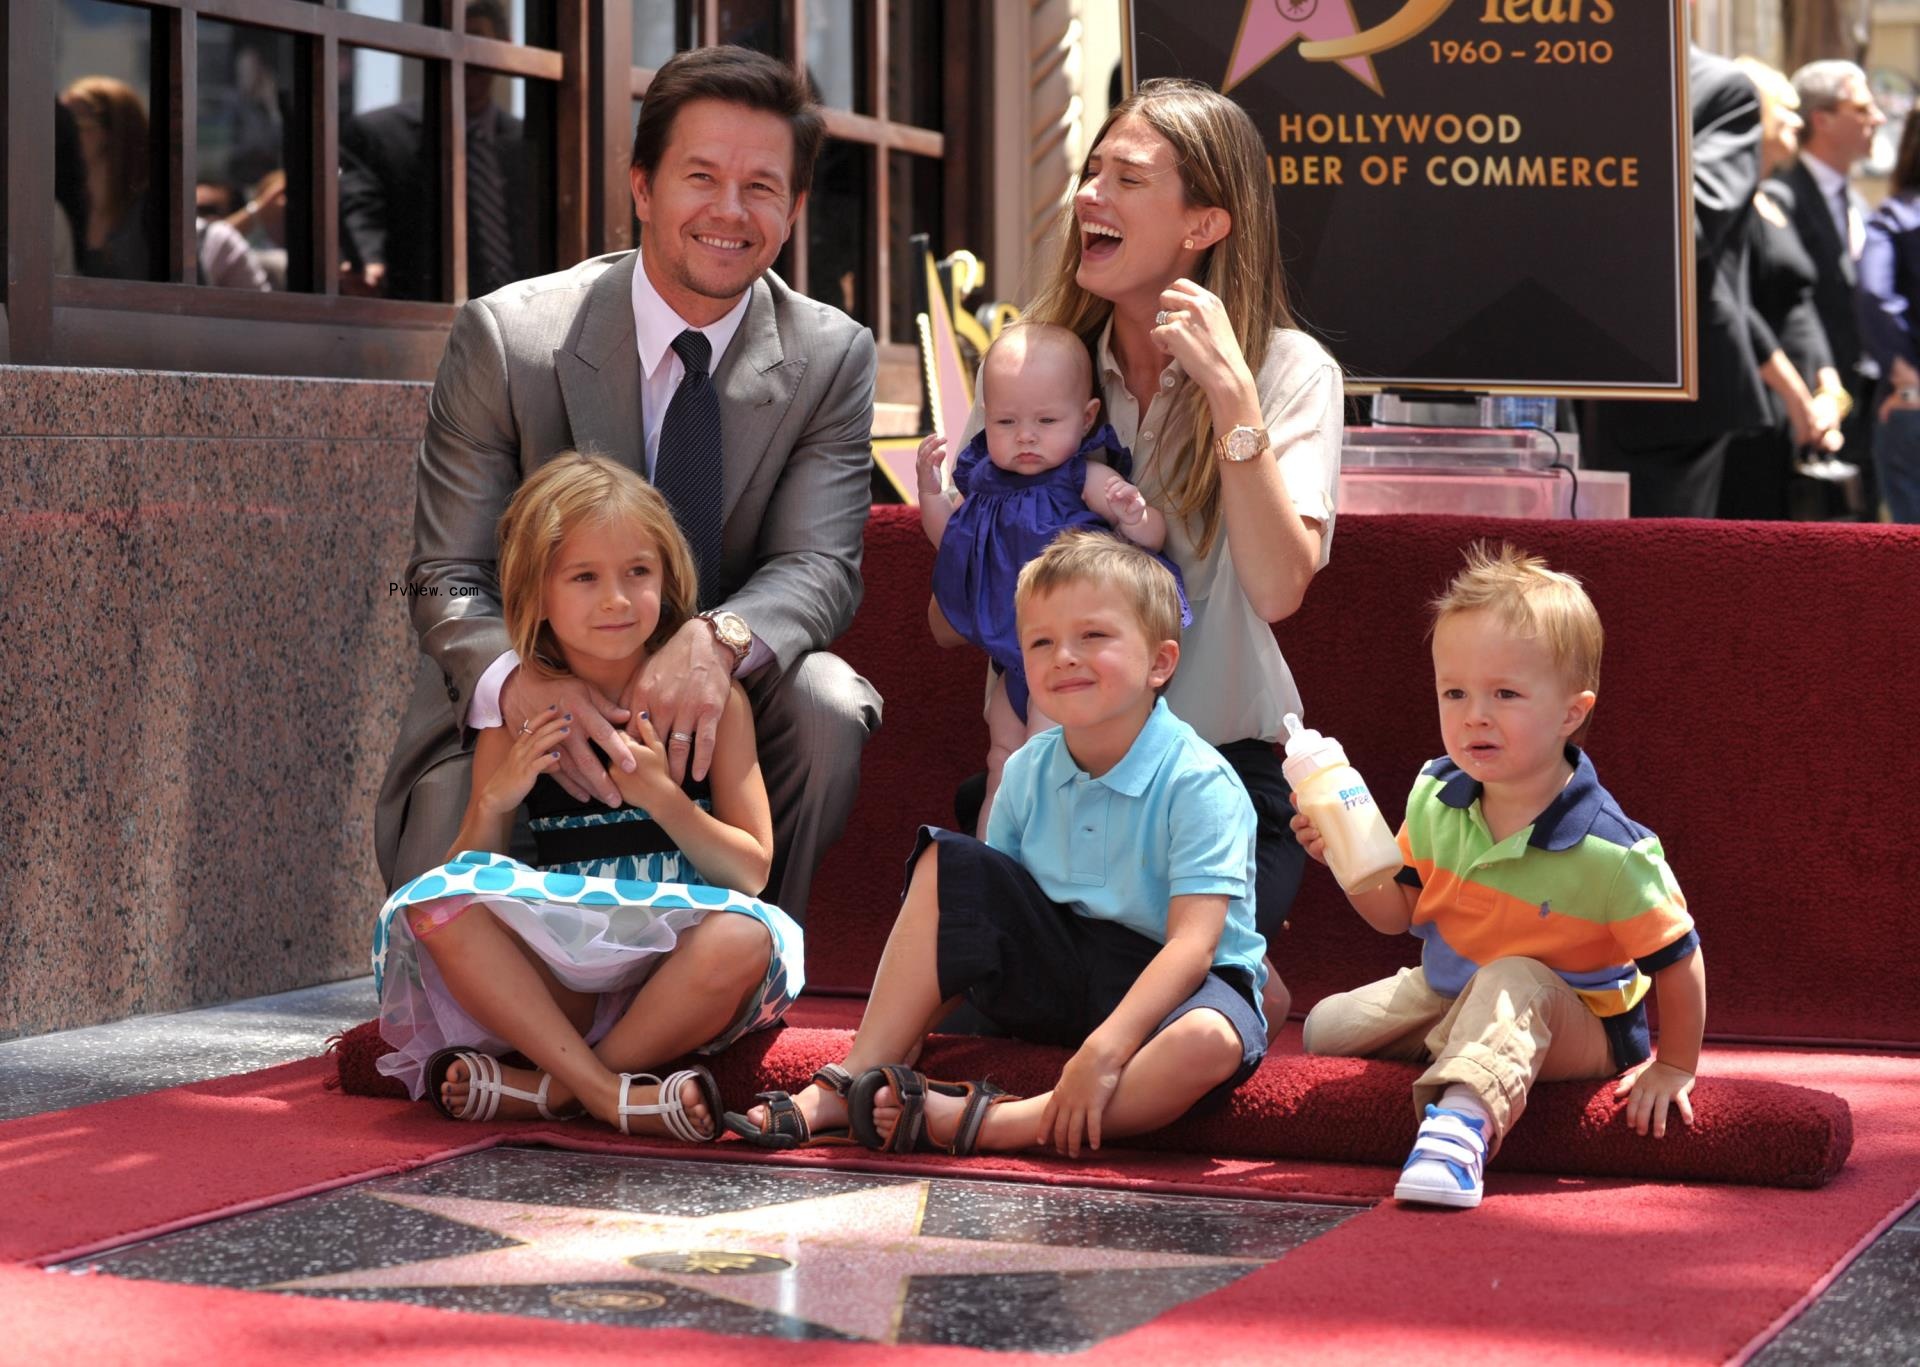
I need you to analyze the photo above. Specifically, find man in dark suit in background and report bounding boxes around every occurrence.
[1777,59,1886,509]
[339,0,542,300]
[1582,47,1771,517]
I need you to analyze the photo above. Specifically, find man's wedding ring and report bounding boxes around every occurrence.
[1155,309,1172,327]
[670,731,695,744]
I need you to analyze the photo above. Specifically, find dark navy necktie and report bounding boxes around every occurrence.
[654,329,723,604]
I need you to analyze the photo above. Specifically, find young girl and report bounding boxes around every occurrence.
[916,322,1184,834]
[371,453,803,1139]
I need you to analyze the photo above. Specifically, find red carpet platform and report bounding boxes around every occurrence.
[330,1018,1853,1189]
[56,510,1886,1361]
[3,1039,1917,1365]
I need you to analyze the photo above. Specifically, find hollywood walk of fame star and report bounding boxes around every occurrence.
[1224,0,1381,94]
[269,1183,1268,1345]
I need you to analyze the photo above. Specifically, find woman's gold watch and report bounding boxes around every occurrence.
[1215,424,1270,462]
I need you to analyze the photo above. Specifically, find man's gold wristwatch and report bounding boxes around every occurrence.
[699,609,753,671]
[1215,423,1270,463]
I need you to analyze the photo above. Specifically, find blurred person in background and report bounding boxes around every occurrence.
[1582,47,1769,516]
[60,76,157,280]
[1779,60,1886,513]
[339,0,536,299]
[1857,111,1920,523]
[1720,58,1849,519]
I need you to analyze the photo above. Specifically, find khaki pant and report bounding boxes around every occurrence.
[1301,958,1616,1147]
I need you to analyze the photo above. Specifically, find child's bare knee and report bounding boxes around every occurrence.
[1160,1010,1245,1085]
[686,914,772,990]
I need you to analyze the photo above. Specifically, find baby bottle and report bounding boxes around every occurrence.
[1282,713,1404,895]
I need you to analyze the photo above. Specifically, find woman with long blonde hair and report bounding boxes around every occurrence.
[924,78,1344,1036]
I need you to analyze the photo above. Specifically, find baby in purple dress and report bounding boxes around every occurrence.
[917,322,1180,834]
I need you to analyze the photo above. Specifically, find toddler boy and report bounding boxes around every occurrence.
[1296,542,1704,1208]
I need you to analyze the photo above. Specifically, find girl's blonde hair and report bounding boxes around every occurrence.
[1430,541,1603,693]
[1024,78,1297,559]
[497,452,698,674]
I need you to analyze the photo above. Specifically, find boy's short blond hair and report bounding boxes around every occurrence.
[1014,529,1183,646]
[497,451,699,673]
[1430,541,1603,692]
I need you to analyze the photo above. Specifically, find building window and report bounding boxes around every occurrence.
[9,0,974,380]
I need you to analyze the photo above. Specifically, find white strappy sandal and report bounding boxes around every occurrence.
[617,1065,723,1141]
[425,1048,580,1122]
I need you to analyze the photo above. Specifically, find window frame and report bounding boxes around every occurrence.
[3,0,973,380]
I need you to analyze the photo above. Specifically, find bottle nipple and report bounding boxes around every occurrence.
[1282,712,1321,758]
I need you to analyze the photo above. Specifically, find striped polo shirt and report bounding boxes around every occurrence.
[1395,745,1699,1069]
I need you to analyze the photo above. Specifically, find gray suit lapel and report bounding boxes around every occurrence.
[712,277,806,529]
[554,252,644,475]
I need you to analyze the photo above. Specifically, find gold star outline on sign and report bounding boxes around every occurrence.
[267,1182,1268,1345]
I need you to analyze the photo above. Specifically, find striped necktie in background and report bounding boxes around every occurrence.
[466,114,515,296]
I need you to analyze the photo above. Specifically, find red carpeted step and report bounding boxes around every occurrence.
[328,1019,1851,1189]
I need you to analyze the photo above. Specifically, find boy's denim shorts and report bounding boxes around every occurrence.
[906,826,1265,1109]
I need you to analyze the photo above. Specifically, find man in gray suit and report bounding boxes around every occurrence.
[375,46,880,923]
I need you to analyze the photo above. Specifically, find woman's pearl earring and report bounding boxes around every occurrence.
[1182,238,1194,249]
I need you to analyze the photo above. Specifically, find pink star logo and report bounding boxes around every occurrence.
[1225,0,1381,94]
[270,1184,1267,1345]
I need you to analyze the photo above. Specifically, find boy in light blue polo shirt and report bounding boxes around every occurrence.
[726,532,1267,1156]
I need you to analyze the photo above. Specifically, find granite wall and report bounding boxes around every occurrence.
[0,366,430,1039]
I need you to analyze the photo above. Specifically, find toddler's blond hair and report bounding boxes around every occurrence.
[1430,541,1603,692]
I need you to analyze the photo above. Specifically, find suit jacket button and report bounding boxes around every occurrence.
[446,684,459,701]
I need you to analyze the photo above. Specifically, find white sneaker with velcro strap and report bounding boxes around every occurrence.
[1395,1104,1490,1209]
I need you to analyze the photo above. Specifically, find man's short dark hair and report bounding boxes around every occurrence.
[630,45,825,196]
